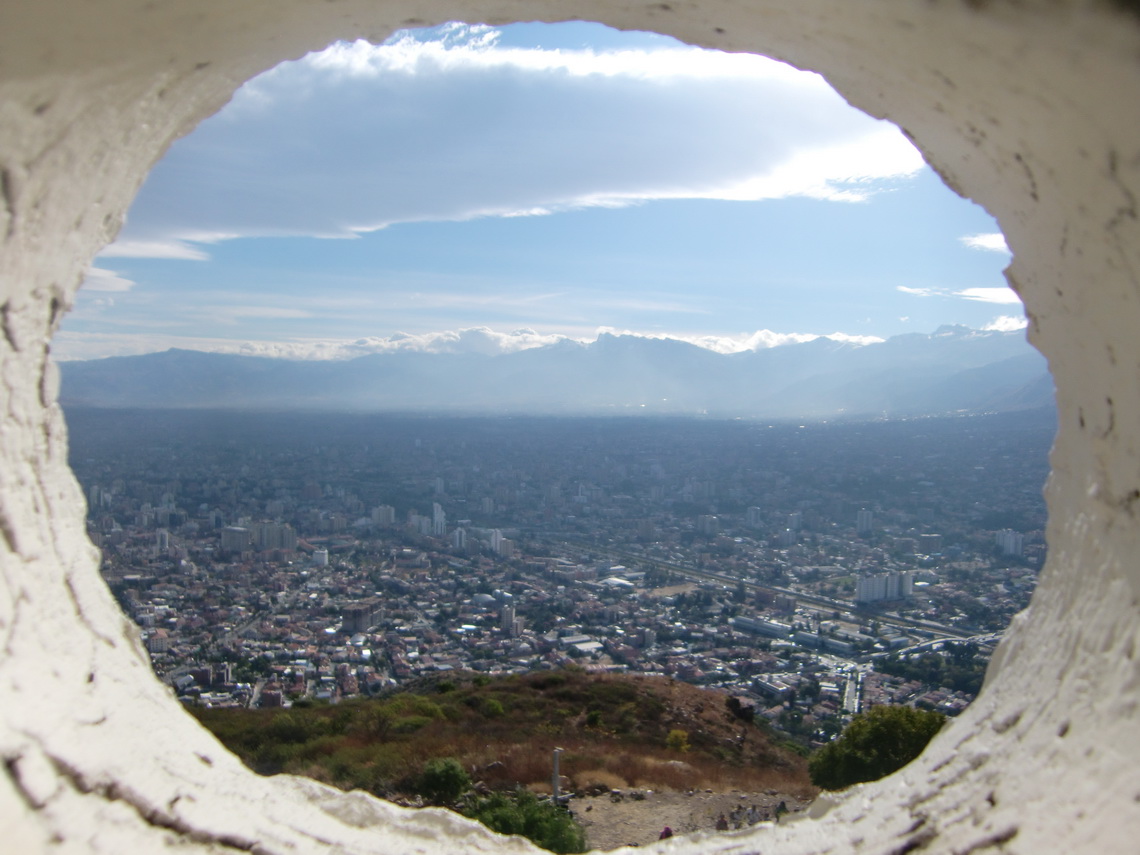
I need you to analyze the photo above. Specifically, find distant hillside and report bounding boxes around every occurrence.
[192,670,812,800]
[59,326,1053,419]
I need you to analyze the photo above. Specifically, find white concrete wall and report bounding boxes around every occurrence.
[2,1,1139,851]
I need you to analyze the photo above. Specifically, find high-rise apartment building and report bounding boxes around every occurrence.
[371,505,396,526]
[996,529,1025,557]
[252,522,297,551]
[220,525,252,554]
[855,570,914,603]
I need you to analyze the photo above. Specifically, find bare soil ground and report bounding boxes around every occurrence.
[573,788,812,851]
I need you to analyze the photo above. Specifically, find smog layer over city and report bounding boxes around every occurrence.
[68,406,1052,731]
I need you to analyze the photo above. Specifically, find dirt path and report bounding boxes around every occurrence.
[573,789,811,851]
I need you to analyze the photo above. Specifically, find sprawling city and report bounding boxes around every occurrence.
[68,406,1052,748]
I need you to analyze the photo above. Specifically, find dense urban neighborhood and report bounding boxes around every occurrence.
[68,407,1051,747]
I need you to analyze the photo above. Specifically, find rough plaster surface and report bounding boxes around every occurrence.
[2,1,1140,852]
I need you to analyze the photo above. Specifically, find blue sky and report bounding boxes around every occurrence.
[59,21,1021,361]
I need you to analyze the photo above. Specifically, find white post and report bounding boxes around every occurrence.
[552,747,564,806]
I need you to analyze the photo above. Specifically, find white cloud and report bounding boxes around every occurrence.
[97,239,211,261]
[960,232,1010,253]
[107,24,924,253]
[51,327,576,362]
[594,327,882,354]
[897,285,939,298]
[983,315,1028,332]
[955,287,1023,305]
[81,267,136,293]
[738,329,821,350]
[899,283,1023,306]
[52,325,889,362]
[341,327,571,356]
[822,332,886,346]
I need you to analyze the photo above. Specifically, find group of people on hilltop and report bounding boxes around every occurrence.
[713,800,787,832]
[655,800,788,842]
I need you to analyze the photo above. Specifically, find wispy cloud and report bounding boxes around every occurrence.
[97,239,211,261]
[897,285,939,298]
[177,305,316,326]
[587,297,709,315]
[106,24,924,257]
[955,287,1022,305]
[898,283,1022,306]
[960,232,1010,253]
[81,267,136,293]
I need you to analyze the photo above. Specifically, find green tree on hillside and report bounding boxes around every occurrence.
[809,705,945,790]
[666,728,691,752]
[417,757,471,805]
[462,789,587,854]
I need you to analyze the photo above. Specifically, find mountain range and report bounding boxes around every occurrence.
[57,326,1053,419]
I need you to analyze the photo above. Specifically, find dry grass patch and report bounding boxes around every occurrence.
[194,669,815,800]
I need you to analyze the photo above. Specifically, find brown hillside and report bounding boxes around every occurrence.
[194,669,814,799]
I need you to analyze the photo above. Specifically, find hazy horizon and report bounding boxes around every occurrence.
[57,324,1051,422]
[53,321,1023,363]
